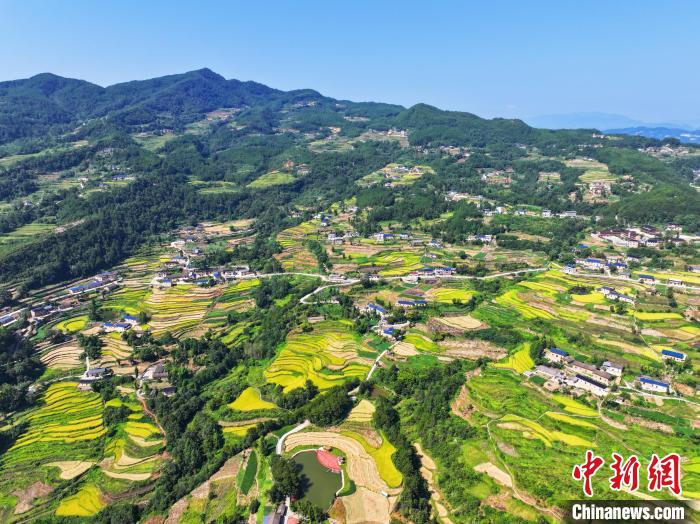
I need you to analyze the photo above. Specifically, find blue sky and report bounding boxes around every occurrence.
[1,0,698,124]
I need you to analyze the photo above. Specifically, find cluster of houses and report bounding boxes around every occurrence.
[68,271,120,295]
[598,286,635,304]
[594,224,692,250]
[537,346,679,396]
[360,303,409,341]
[137,362,176,398]
[327,230,359,245]
[151,265,254,289]
[573,257,630,276]
[101,314,140,333]
[535,347,623,397]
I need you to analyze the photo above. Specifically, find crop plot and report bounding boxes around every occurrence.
[264,320,374,392]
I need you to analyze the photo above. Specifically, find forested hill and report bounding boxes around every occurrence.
[0,69,698,292]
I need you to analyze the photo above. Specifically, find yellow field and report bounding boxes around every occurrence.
[223,423,257,438]
[11,382,105,450]
[55,484,105,517]
[499,414,595,448]
[495,289,555,320]
[346,399,376,423]
[228,387,276,411]
[124,421,160,439]
[571,292,606,304]
[403,331,440,352]
[551,395,598,417]
[341,430,403,488]
[53,315,89,334]
[544,412,597,428]
[428,288,474,303]
[264,320,372,392]
[493,345,534,374]
[633,311,683,321]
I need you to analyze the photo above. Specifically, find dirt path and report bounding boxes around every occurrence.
[414,443,453,524]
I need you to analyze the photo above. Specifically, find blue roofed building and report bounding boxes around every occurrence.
[661,349,686,362]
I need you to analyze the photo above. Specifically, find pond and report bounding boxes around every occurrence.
[292,450,343,510]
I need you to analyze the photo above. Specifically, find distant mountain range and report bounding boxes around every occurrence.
[524,112,700,144]
[604,126,700,144]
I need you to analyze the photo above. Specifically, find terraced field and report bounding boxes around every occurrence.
[264,320,374,392]
[228,387,276,411]
[146,284,220,337]
[275,220,321,272]
[0,382,105,516]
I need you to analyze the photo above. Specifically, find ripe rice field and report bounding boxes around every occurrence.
[101,287,150,316]
[0,382,105,513]
[550,395,598,417]
[633,311,684,321]
[264,320,373,392]
[570,292,606,304]
[402,331,440,352]
[498,414,595,448]
[54,484,105,517]
[493,344,534,374]
[340,429,403,488]
[53,315,89,334]
[427,287,474,303]
[145,284,219,336]
[275,221,320,272]
[223,423,258,438]
[346,399,375,423]
[495,289,556,320]
[544,412,598,428]
[371,251,423,276]
[228,387,276,411]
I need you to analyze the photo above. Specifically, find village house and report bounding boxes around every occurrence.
[102,321,131,333]
[541,209,552,218]
[535,365,565,381]
[373,232,393,243]
[574,374,608,396]
[638,274,656,285]
[559,210,577,218]
[569,360,614,386]
[140,362,168,382]
[362,303,386,317]
[564,264,577,275]
[579,258,605,270]
[668,279,685,289]
[544,347,572,364]
[661,349,687,363]
[666,223,683,233]
[637,376,670,394]
[601,361,624,377]
[123,315,139,326]
[688,265,700,274]
[30,305,54,321]
[434,266,456,277]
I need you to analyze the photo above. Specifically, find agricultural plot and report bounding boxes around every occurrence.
[357,163,433,187]
[493,344,534,374]
[565,158,616,183]
[54,484,105,517]
[465,368,700,505]
[275,220,322,272]
[145,284,220,337]
[247,170,296,188]
[39,341,82,369]
[0,382,105,516]
[427,286,475,304]
[264,320,374,392]
[228,387,276,411]
[284,430,401,524]
[53,315,89,334]
[367,250,423,276]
